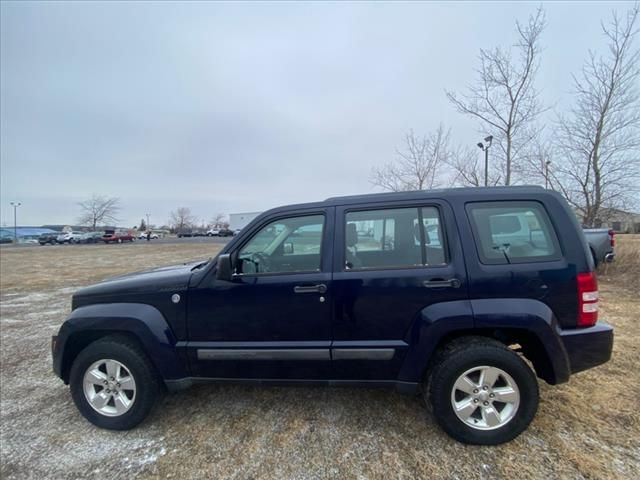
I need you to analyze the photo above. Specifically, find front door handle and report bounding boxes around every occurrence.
[423,278,461,289]
[294,284,327,294]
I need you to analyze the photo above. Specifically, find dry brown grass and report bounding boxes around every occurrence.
[600,234,640,291]
[0,242,221,293]
[1,239,639,479]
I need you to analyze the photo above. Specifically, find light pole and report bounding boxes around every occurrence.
[10,202,21,242]
[146,213,150,230]
[476,135,493,187]
[545,160,551,189]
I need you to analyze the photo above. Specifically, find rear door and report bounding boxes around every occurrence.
[331,200,468,380]
[461,200,578,328]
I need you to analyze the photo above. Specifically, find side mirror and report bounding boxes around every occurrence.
[283,242,294,255]
[216,254,233,281]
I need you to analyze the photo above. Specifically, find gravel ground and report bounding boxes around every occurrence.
[1,241,639,479]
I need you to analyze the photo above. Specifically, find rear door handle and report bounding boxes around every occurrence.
[423,278,461,289]
[294,284,327,294]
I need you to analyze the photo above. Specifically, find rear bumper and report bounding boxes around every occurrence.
[559,321,613,375]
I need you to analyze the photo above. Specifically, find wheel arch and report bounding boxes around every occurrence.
[61,330,151,383]
[421,328,558,385]
[399,299,571,386]
[55,303,188,384]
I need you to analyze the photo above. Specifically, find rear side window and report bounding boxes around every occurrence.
[466,201,561,264]
[344,206,446,270]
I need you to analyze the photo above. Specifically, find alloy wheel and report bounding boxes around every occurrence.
[83,359,137,417]
[450,365,520,430]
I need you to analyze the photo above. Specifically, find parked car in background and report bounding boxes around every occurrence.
[138,232,159,240]
[56,232,84,244]
[583,228,615,266]
[78,232,104,244]
[233,229,241,236]
[39,232,60,245]
[102,231,135,244]
[206,228,233,237]
[52,186,613,445]
[176,229,193,238]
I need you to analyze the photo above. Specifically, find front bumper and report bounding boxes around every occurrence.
[559,321,614,375]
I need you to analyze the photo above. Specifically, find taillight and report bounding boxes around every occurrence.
[577,272,598,327]
[608,229,615,247]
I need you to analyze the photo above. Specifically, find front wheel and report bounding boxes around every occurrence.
[69,336,160,430]
[425,337,539,445]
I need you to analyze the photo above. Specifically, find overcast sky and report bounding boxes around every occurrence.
[0,1,632,227]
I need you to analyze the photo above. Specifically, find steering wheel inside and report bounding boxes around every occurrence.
[251,252,271,273]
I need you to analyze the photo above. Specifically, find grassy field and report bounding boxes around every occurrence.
[0,237,638,479]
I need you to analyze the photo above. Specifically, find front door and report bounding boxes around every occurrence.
[331,200,468,380]
[186,208,334,379]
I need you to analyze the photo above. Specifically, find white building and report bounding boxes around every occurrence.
[229,212,262,231]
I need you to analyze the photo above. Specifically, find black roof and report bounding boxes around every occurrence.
[259,186,549,217]
[323,185,546,206]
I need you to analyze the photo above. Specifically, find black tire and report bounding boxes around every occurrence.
[69,335,160,430]
[425,336,539,445]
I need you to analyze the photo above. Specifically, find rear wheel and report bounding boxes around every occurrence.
[425,337,539,445]
[69,336,160,430]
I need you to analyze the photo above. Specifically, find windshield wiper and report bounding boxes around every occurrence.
[492,244,512,264]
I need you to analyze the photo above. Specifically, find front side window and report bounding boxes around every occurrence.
[466,201,561,264]
[344,206,446,269]
[237,214,324,274]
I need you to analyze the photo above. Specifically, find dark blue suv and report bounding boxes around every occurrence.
[52,186,613,444]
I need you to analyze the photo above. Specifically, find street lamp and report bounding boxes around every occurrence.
[476,136,493,187]
[10,202,21,242]
[545,160,551,189]
[146,213,150,230]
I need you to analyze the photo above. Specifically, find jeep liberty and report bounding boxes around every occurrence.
[52,186,613,444]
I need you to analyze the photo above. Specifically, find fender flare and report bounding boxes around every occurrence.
[398,300,474,383]
[397,299,571,385]
[471,298,571,384]
[54,303,188,382]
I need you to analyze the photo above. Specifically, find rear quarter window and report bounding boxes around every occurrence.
[466,201,561,265]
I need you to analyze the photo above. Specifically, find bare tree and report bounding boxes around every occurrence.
[78,195,120,229]
[370,124,452,192]
[446,8,546,185]
[446,145,503,187]
[169,207,196,231]
[554,5,640,226]
[520,137,557,189]
[210,213,227,228]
